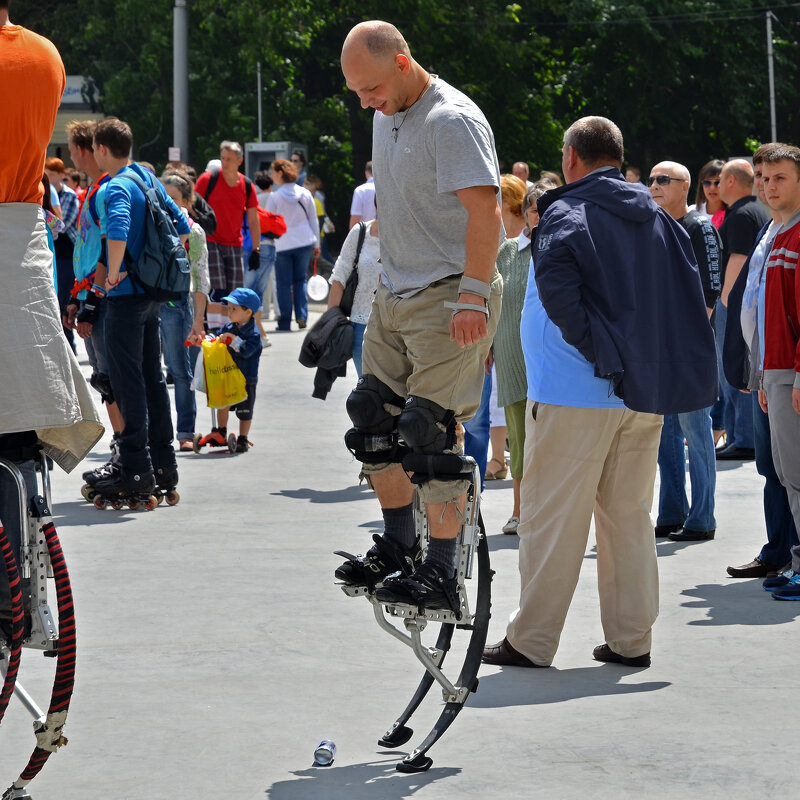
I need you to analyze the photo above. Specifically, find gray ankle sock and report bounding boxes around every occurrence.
[425,537,458,578]
[382,504,416,549]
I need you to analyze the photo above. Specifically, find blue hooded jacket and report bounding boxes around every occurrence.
[533,168,718,415]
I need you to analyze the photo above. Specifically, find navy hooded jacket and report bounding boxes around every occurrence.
[533,168,718,415]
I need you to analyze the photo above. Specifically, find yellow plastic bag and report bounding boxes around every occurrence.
[202,338,247,408]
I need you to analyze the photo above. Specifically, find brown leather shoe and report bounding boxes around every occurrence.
[592,643,650,668]
[481,637,547,668]
[726,557,779,578]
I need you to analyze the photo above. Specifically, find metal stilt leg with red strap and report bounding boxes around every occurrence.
[0,453,76,799]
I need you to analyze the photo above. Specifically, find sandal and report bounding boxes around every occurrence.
[179,439,194,452]
[485,457,508,480]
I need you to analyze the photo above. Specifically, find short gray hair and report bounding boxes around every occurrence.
[220,140,243,158]
[563,116,624,167]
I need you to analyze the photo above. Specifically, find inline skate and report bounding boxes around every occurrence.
[153,466,180,506]
[90,467,158,510]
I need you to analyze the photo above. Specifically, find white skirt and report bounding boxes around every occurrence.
[0,203,103,472]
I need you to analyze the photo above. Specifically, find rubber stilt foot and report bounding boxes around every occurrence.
[396,753,433,773]
[378,725,413,749]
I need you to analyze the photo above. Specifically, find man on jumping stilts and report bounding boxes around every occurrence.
[335,20,502,610]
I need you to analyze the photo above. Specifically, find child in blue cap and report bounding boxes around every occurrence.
[213,287,263,452]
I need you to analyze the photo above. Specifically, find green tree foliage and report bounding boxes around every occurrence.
[15,0,800,230]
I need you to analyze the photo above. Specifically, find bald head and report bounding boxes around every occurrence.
[721,158,754,186]
[341,21,430,117]
[719,158,754,204]
[651,161,690,182]
[342,21,410,64]
[649,161,691,219]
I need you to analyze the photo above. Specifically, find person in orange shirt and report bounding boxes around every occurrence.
[0,1,102,629]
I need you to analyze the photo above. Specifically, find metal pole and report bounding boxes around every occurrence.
[766,10,777,141]
[173,0,189,161]
[257,61,263,143]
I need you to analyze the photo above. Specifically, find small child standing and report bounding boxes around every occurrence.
[215,287,263,453]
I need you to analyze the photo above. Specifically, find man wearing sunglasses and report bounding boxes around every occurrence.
[648,162,721,543]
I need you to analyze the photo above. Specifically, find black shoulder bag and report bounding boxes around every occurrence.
[340,221,367,318]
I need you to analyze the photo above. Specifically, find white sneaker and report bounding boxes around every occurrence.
[261,335,272,348]
[502,515,520,535]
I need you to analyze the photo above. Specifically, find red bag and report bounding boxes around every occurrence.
[257,206,287,238]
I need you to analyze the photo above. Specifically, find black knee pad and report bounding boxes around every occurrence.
[344,375,406,464]
[397,397,471,486]
[89,372,115,405]
[402,452,476,486]
[397,396,457,454]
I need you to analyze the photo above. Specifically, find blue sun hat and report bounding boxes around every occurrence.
[221,287,261,313]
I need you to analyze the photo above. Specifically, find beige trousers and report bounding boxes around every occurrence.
[506,401,662,666]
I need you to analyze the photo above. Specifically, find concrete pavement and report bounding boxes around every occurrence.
[1,306,798,800]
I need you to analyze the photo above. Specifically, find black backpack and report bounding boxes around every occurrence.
[118,170,191,302]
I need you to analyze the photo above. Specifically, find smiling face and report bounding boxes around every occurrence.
[342,45,411,116]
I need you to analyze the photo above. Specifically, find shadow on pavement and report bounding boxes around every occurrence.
[469,665,670,708]
[265,759,460,800]
[274,485,374,504]
[681,581,800,626]
[52,499,142,527]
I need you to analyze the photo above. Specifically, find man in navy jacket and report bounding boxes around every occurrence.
[483,116,716,670]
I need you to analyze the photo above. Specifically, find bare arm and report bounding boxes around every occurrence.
[247,207,260,252]
[450,185,502,348]
[327,280,345,309]
[721,253,747,306]
[349,215,362,230]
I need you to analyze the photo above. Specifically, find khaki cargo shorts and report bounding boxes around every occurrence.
[360,272,502,503]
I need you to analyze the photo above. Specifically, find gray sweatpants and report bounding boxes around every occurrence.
[765,383,800,572]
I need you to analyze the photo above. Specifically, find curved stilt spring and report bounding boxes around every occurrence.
[378,622,455,749]
[395,516,492,772]
[8,520,75,793]
[0,525,24,726]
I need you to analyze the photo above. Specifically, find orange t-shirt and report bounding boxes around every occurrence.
[0,25,65,204]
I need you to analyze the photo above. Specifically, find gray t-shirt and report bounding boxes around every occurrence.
[372,76,501,296]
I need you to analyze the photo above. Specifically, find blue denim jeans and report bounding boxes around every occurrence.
[244,241,277,310]
[714,300,753,448]
[159,297,196,441]
[657,406,716,531]
[351,321,367,378]
[106,294,177,475]
[753,392,799,565]
[463,370,491,492]
[275,245,312,330]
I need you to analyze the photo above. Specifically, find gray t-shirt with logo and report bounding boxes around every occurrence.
[372,76,501,297]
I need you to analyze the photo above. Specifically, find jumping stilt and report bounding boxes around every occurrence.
[336,460,492,771]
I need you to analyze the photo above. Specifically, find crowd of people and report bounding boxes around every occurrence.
[2,7,800,679]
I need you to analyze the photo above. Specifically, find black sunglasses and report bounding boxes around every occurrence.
[646,175,683,187]
[702,179,721,188]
